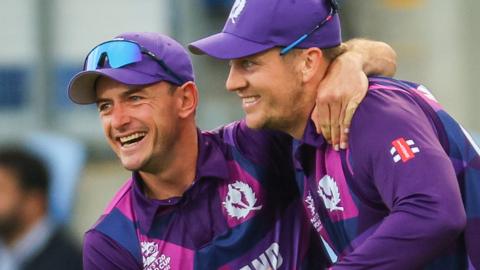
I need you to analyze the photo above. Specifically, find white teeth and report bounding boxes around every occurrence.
[242,96,258,104]
[119,132,146,144]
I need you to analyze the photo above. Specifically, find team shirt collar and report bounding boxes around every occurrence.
[297,119,325,148]
[292,120,326,170]
[131,128,230,232]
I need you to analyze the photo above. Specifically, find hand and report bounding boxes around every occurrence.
[312,51,368,150]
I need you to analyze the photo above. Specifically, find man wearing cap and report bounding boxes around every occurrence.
[189,0,480,269]
[69,31,397,269]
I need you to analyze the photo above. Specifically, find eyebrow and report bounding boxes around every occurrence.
[230,56,257,66]
[95,87,144,105]
[122,87,144,97]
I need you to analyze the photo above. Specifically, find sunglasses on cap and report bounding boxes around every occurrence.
[83,39,183,85]
[280,0,339,55]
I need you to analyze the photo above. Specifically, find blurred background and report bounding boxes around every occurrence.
[0,0,478,244]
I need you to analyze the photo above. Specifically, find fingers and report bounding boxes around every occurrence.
[322,121,332,145]
[311,106,322,134]
[313,97,354,151]
[339,124,350,150]
[329,102,341,151]
[315,102,331,144]
[313,57,368,150]
[339,101,348,150]
[341,99,360,149]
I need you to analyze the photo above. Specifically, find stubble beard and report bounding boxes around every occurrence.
[262,83,305,135]
[135,129,177,175]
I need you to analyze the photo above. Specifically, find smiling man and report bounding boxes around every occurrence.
[68,31,398,270]
[70,33,321,269]
[189,0,480,269]
[70,32,330,270]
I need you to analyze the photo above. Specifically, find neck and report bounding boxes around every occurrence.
[140,124,199,200]
[287,112,311,140]
[282,82,318,140]
[288,58,331,140]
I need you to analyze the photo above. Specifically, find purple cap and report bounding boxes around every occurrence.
[188,0,342,59]
[68,32,194,104]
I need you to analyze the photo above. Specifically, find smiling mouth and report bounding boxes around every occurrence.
[242,95,260,106]
[118,132,146,147]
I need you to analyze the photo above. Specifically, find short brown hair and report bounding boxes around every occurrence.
[280,43,347,63]
[167,83,178,95]
[322,43,347,61]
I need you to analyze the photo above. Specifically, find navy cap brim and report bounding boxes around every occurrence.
[68,69,162,104]
[188,32,274,60]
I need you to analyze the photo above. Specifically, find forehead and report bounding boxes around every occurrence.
[240,48,280,61]
[94,76,143,100]
[232,48,301,68]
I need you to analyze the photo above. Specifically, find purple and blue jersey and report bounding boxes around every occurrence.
[83,122,327,269]
[83,75,479,269]
[294,76,479,269]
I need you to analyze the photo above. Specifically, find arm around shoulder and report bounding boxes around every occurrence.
[343,38,397,77]
[312,38,397,149]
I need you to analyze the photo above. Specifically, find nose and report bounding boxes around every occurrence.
[110,103,131,130]
[225,65,247,92]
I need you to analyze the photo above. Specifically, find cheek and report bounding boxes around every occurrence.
[100,119,119,151]
[152,104,177,125]
[267,85,294,107]
[100,118,112,137]
[154,115,175,136]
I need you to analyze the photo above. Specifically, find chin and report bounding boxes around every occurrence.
[245,117,265,130]
[122,163,141,171]
[246,112,278,131]
[120,156,145,172]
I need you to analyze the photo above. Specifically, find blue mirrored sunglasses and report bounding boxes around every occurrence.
[83,39,183,85]
[280,0,338,55]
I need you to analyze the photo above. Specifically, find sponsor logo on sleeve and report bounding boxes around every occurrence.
[390,137,419,163]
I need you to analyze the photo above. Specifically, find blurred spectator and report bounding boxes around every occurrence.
[24,132,86,225]
[0,147,82,270]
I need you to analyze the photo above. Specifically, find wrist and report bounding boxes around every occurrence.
[336,50,364,73]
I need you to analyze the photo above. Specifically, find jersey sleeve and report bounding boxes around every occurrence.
[83,229,141,270]
[334,89,466,269]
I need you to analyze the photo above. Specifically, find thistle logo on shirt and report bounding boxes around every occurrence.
[239,242,283,270]
[141,242,171,270]
[390,138,419,163]
[229,0,246,24]
[317,175,344,212]
[223,180,262,219]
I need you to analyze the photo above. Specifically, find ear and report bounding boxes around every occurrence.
[176,81,198,119]
[300,47,325,83]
